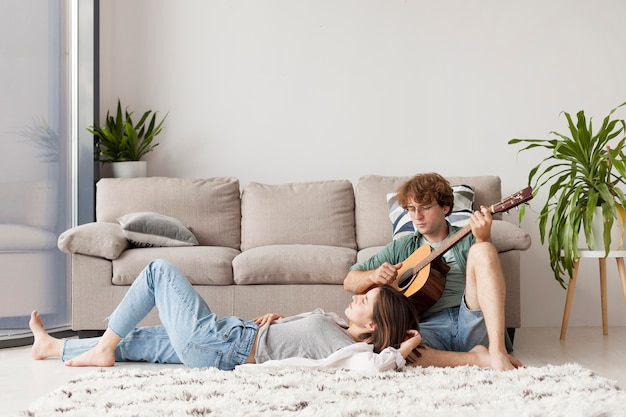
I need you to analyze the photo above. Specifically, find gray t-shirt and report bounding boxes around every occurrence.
[254,310,355,363]
[420,233,466,316]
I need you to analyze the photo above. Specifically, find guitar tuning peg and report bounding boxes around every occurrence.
[514,203,531,212]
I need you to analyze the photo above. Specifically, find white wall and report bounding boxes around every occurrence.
[99,0,626,328]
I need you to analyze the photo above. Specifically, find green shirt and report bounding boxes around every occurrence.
[350,223,475,316]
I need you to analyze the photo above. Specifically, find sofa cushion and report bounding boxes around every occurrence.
[240,180,356,251]
[356,246,383,263]
[491,220,532,252]
[387,184,475,240]
[355,175,503,249]
[111,246,239,285]
[96,177,241,249]
[117,212,199,247]
[232,244,356,285]
[57,222,129,260]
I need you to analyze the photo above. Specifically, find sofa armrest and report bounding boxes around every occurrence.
[58,222,129,260]
[491,220,531,253]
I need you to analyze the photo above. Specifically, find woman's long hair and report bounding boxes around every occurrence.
[359,285,421,359]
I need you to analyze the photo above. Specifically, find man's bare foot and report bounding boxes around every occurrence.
[489,349,519,371]
[469,345,491,367]
[29,311,63,360]
[508,354,524,368]
[65,346,115,367]
[469,345,524,370]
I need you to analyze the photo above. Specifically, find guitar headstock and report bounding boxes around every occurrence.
[490,186,533,214]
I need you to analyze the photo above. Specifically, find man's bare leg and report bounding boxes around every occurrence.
[411,345,523,369]
[464,242,515,371]
[29,311,63,360]
[64,329,121,367]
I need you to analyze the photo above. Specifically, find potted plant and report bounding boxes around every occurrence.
[509,102,626,288]
[87,99,167,178]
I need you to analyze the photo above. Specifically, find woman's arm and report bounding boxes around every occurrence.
[253,309,349,328]
[398,329,422,359]
[253,313,284,326]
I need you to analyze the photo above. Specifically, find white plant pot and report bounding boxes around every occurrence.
[111,161,147,178]
[589,206,626,251]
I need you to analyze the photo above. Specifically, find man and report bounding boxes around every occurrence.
[344,172,515,371]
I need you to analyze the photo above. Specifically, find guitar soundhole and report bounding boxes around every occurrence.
[398,270,415,290]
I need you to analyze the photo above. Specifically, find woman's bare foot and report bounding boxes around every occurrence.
[29,311,63,360]
[64,328,120,367]
[64,346,116,367]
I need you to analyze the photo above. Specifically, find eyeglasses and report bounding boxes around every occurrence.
[406,204,436,215]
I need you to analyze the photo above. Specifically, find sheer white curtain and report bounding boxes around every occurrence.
[0,0,71,336]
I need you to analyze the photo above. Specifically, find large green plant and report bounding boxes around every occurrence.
[509,102,626,288]
[87,99,167,162]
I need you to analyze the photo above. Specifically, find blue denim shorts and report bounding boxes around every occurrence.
[418,296,488,352]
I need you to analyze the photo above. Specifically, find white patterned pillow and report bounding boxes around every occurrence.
[387,184,475,240]
[386,193,416,240]
[447,184,475,226]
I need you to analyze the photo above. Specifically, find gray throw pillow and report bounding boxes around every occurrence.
[117,212,199,247]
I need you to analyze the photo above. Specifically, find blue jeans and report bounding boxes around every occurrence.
[418,296,488,352]
[62,259,259,370]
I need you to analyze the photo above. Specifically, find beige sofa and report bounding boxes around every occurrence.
[58,175,531,339]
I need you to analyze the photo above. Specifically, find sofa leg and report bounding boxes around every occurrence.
[77,330,105,339]
[506,327,516,345]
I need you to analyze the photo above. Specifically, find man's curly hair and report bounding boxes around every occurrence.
[396,172,454,214]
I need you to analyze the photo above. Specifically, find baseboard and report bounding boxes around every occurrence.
[77,330,105,339]
[0,329,76,349]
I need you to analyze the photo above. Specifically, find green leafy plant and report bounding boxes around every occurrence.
[509,102,626,288]
[87,99,167,162]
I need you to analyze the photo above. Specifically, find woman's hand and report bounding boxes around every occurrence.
[253,313,284,327]
[399,329,422,359]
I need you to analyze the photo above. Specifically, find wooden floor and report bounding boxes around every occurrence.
[1,326,625,416]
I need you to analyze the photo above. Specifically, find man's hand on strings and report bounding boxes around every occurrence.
[371,262,402,286]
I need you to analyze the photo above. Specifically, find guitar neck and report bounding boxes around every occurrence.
[416,204,501,269]
[403,186,532,283]
[416,224,472,270]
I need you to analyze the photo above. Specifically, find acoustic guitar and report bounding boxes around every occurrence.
[392,187,533,313]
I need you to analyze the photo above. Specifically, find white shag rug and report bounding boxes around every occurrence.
[19,363,626,417]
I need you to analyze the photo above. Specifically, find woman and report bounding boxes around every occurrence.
[30,259,422,371]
